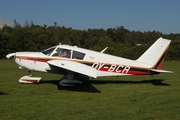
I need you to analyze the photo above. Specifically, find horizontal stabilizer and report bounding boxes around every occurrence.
[48,60,97,78]
[150,69,173,73]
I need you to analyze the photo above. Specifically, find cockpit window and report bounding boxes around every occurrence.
[42,46,57,56]
[52,48,71,58]
[72,51,85,60]
[42,46,85,60]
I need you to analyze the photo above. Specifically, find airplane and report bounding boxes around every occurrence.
[6,37,173,86]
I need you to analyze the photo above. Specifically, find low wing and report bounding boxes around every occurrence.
[47,60,97,78]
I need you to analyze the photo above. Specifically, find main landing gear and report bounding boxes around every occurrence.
[59,73,82,86]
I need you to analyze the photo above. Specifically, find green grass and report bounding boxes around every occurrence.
[0,60,180,120]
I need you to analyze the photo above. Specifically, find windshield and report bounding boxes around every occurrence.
[42,46,57,56]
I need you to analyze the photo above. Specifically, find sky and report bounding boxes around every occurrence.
[1,0,180,34]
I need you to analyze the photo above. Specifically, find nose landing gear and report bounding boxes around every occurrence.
[18,71,41,84]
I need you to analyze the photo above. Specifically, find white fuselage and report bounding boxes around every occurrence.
[13,44,153,77]
[6,37,172,82]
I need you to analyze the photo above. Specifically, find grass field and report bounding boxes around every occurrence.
[0,60,180,120]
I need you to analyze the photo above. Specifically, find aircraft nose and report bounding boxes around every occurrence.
[6,53,15,60]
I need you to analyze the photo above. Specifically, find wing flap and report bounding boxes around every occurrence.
[47,60,97,78]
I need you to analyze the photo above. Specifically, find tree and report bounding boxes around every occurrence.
[0,21,180,60]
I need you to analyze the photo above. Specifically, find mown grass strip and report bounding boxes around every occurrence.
[0,60,179,119]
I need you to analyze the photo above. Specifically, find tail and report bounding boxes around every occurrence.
[136,37,173,73]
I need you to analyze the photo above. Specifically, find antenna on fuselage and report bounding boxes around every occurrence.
[100,47,108,53]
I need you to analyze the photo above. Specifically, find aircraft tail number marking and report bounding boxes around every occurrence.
[92,62,130,74]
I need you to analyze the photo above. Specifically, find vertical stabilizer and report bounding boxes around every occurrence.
[136,37,171,68]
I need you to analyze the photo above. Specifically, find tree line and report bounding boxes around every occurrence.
[0,21,180,60]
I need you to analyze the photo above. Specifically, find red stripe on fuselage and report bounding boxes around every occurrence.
[127,70,151,75]
[16,56,152,75]
[16,56,50,63]
[92,66,151,75]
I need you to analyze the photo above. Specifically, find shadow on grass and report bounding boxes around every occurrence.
[58,84,101,93]
[39,80,101,93]
[0,92,8,96]
[90,79,170,86]
[39,79,169,93]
